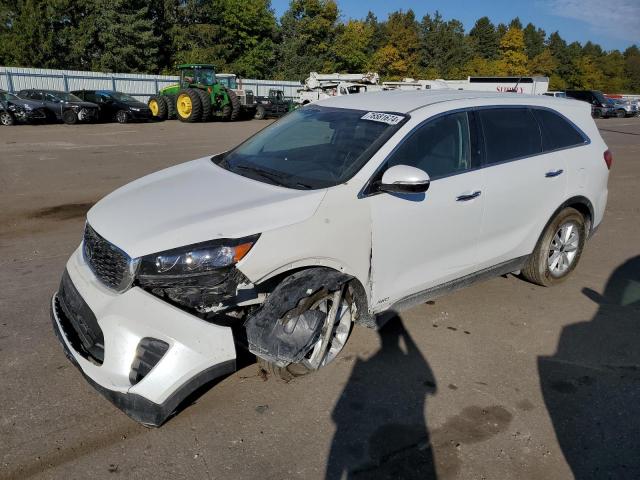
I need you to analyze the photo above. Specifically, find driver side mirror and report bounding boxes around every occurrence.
[376,165,431,194]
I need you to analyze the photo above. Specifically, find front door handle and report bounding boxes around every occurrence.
[456,190,482,202]
[545,169,564,178]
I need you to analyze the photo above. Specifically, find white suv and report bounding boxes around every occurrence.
[51,90,610,426]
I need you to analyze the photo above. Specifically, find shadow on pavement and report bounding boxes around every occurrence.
[326,315,438,479]
[539,255,640,478]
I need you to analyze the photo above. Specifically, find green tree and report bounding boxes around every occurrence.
[528,48,557,76]
[420,11,471,77]
[382,9,421,77]
[332,20,373,72]
[624,45,640,92]
[93,0,160,73]
[600,50,625,92]
[509,17,523,30]
[523,23,545,59]
[275,0,339,80]
[469,17,499,60]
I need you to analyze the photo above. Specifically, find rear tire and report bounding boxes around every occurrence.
[194,89,211,121]
[148,96,168,120]
[166,94,177,120]
[62,110,78,125]
[254,104,266,120]
[616,109,626,118]
[176,89,202,123]
[0,111,15,126]
[521,207,586,287]
[222,89,241,121]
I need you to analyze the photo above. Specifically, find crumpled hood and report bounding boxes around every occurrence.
[87,157,326,258]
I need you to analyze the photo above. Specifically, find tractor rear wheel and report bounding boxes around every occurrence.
[222,89,241,121]
[194,89,212,121]
[166,94,177,120]
[176,89,202,123]
[148,95,168,120]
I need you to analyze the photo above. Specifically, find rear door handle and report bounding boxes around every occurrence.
[456,191,482,202]
[545,169,564,178]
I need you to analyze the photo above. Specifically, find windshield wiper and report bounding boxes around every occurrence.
[233,165,290,187]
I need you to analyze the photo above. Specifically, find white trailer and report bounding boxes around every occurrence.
[439,76,550,95]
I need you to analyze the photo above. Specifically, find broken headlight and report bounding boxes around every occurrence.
[135,235,259,311]
[137,235,257,277]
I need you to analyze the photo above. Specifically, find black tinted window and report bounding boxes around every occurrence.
[386,112,474,179]
[532,109,586,151]
[26,91,42,100]
[479,108,542,164]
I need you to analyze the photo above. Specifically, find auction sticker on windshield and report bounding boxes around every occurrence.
[361,112,405,125]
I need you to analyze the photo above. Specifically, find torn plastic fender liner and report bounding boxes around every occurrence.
[245,268,352,365]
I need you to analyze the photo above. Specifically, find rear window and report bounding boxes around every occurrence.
[479,108,542,165]
[532,109,586,151]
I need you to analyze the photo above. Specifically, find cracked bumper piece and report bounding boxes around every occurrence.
[50,247,237,426]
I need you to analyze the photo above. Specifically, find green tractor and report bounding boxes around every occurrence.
[148,64,241,122]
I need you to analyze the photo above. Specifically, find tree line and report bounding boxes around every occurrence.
[1,0,639,92]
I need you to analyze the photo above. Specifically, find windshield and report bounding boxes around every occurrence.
[108,91,139,102]
[215,106,406,189]
[0,92,18,101]
[57,92,83,102]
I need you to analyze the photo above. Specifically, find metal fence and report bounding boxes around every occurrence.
[0,66,303,101]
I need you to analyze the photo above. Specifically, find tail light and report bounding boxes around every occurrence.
[604,149,613,170]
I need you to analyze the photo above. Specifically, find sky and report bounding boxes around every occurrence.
[271,0,640,52]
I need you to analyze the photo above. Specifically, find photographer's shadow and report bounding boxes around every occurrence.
[326,315,437,479]
[539,256,640,479]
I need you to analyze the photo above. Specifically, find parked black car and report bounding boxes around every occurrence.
[0,89,47,125]
[253,89,295,120]
[71,90,151,123]
[16,89,99,124]
[565,90,615,118]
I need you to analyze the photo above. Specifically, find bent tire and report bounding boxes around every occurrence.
[258,282,356,382]
[0,111,15,126]
[521,207,586,287]
[62,110,78,125]
[176,89,202,123]
[148,95,168,120]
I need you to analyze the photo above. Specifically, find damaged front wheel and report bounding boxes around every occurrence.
[258,284,355,382]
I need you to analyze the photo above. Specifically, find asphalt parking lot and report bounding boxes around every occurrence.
[1,116,639,480]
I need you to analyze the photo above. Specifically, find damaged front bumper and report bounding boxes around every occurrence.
[50,247,237,426]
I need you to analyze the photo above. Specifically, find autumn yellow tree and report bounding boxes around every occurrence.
[495,27,528,75]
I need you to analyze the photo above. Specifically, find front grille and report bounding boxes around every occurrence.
[83,223,134,291]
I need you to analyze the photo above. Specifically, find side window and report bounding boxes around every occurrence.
[29,91,43,100]
[386,111,474,180]
[45,93,60,102]
[532,109,586,151]
[479,108,542,165]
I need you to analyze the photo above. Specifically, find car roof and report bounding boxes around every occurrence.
[315,89,583,114]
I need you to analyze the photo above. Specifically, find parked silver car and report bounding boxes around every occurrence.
[610,99,638,118]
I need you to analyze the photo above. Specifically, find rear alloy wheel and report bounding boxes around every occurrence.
[176,89,202,123]
[62,110,78,125]
[254,104,266,120]
[148,95,168,120]
[0,111,15,126]
[521,207,586,286]
[116,110,129,124]
[616,109,626,118]
[194,89,212,121]
[258,283,355,382]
